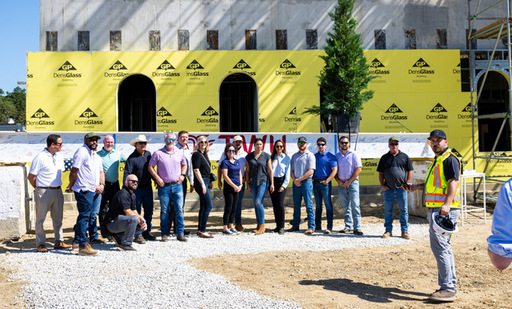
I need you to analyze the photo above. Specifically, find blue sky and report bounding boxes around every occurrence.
[0,1,39,92]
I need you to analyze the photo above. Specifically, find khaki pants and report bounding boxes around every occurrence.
[34,188,64,246]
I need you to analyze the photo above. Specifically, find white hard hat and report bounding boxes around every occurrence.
[432,212,458,236]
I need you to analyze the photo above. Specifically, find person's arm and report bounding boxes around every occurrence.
[325,165,338,184]
[342,167,361,188]
[222,168,237,190]
[148,164,164,188]
[280,158,291,191]
[96,170,105,194]
[179,162,187,185]
[67,167,79,192]
[217,156,224,189]
[121,201,146,230]
[296,169,314,182]
[267,158,274,193]
[27,174,37,188]
[440,178,459,216]
[379,172,388,191]
[238,169,243,191]
[406,170,413,184]
[123,157,132,183]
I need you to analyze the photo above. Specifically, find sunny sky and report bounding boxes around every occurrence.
[0,0,39,92]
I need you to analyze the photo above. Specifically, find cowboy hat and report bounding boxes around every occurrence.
[129,134,151,146]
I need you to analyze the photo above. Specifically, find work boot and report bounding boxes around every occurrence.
[235,224,245,232]
[255,224,265,235]
[134,235,146,244]
[382,231,392,238]
[401,232,411,239]
[253,224,260,234]
[36,245,48,253]
[78,243,98,256]
[54,242,72,249]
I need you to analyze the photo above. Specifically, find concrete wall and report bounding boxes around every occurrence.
[0,165,29,240]
[40,0,508,52]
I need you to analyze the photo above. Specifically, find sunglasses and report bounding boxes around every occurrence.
[166,138,176,142]
[54,142,63,146]
[199,141,208,144]
[389,143,399,146]
[298,141,306,145]
[339,142,349,145]
[89,139,99,143]
[227,149,236,153]
[317,143,325,146]
[128,180,139,183]
[275,145,284,148]
[136,142,147,145]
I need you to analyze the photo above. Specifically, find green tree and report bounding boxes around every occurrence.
[304,0,374,132]
[2,87,26,124]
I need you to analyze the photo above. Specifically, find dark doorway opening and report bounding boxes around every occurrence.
[477,71,511,152]
[219,73,258,132]
[118,74,156,131]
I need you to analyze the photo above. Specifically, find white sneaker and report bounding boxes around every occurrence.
[229,228,240,234]
[222,229,233,235]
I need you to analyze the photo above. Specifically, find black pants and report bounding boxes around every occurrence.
[169,177,188,233]
[99,181,120,237]
[270,176,286,229]
[223,182,239,226]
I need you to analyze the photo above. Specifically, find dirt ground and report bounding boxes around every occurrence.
[1,204,511,308]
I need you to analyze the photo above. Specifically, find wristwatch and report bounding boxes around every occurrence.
[181,174,186,177]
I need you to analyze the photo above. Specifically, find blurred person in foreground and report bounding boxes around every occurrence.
[487,177,512,271]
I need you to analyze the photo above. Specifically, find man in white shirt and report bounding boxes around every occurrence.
[28,134,71,252]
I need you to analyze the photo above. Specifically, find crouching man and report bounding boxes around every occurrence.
[105,174,147,251]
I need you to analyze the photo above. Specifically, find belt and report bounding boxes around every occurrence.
[106,181,119,186]
[36,186,61,189]
[165,182,178,185]
[313,178,327,182]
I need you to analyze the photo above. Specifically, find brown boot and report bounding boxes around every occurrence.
[235,224,245,232]
[253,224,260,233]
[255,223,265,235]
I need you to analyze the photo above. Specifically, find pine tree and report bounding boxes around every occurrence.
[304,0,374,132]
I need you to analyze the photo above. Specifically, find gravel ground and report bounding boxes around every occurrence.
[2,223,429,309]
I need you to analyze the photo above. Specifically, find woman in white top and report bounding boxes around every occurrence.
[270,140,290,235]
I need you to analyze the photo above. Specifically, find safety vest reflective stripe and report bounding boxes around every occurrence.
[425,194,461,202]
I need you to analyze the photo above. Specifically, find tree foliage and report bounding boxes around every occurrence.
[0,86,26,124]
[304,0,374,122]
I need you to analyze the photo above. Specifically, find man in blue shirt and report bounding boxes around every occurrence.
[313,137,338,234]
[487,177,512,271]
[97,135,127,239]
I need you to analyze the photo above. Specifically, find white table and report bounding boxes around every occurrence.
[460,172,486,226]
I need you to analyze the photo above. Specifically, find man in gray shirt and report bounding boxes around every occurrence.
[288,136,316,234]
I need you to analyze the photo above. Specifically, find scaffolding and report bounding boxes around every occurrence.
[468,0,512,200]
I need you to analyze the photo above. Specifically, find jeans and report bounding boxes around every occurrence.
[383,188,408,233]
[194,177,213,232]
[249,180,267,225]
[427,207,460,291]
[235,184,245,225]
[87,193,102,241]
[99,181,120,237]
[134,188,154,236]
[169,177,189,233]
[292,179,315,230]
[338,180,361,230]
[74,190,95,246]
[313,181,333,230]
[223,183,239,226]
[159,183,185,236]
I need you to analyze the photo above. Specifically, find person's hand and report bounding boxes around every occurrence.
[293,179,302,187]
[218,181,223,189]
[177,175,184,185]
[341,181,349,188]
[66,184,73,193]
[95,184,104,194]
[208,182,213,190]
[190,186,194,193]
[439,204,451,216]
[156,178,164,188]
[202,184,207,195]
[139,217,147,231]
[269,184,274,193]
[380,184,388,191]
[278,186,285,193]
[235,185,241,193]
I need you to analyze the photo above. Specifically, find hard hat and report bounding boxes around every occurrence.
[432,212,458,236]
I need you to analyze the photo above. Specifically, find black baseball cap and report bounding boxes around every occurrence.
[298,136,307,143]
[428,130,447,140]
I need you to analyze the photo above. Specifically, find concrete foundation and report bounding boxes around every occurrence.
[0,165,29,240]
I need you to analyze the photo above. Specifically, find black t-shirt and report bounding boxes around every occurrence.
[442,153,460,181]
[106,186,136,222]
[192,151,211,182]
[377,151,413,190]
[124,150,153,190]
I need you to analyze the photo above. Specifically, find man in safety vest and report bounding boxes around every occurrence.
[406,129,461,303]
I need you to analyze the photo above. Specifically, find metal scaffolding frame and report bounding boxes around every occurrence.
[468,0,512,199]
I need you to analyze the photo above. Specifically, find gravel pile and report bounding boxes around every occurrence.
[3,223,429,309]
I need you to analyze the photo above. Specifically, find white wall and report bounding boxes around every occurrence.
[0,165,28,240]
[40,0,507,52]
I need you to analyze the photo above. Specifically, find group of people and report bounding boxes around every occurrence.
[27,129,512,303]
